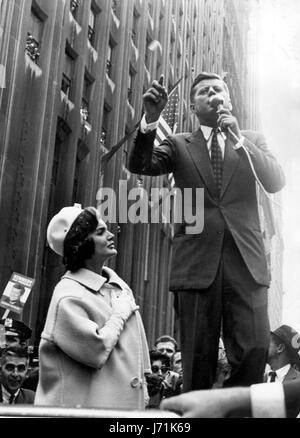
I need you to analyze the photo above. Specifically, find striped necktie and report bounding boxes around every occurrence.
[210,128,223,196]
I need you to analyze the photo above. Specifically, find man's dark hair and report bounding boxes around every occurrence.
[63,207,98,271]
[149,349,171,368]
[11,283,25,295]
[0,346,29,362]
[154,335,178,351]
[190,72,229,102]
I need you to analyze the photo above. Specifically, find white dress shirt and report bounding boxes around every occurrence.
[1,384,19,404]
[267,364,291,383]
[140,114,244,154]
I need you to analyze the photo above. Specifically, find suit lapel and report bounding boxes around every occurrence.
[220,135,241,198]
[186,129,218,199]
[284,366,300,381]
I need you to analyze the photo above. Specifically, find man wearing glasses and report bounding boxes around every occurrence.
[0,347,35,404]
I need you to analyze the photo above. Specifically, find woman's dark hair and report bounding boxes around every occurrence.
[149,349,171,368]
[63,207,98,271]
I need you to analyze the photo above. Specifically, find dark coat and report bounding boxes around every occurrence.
[0,386,35,404]
[284,378,300,418]
[129,128,285,290]
[283,365,300,382]
[264,364,300,383]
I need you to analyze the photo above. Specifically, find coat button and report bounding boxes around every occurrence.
[217,231,223,235]
[130,377,140,388]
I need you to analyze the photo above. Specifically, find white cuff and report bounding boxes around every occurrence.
[250,382,286,418]
[232,135,245,150]
[140,114,160,133]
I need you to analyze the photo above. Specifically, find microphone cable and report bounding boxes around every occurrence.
[226,126,282,209]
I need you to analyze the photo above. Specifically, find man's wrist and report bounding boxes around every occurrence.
[145,114,160,124]
[223,387,251,417]
[140,114,160,133]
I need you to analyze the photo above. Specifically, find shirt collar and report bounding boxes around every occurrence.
[200,125,213,141]
[62,267,125,293]
[275,364,291,380]
[1,384,20,404]
[200,125,227,142]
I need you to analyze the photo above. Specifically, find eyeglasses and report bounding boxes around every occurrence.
[151,365,169,374]
[3,364,27,373]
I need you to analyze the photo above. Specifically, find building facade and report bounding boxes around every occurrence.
[0,0,283,347]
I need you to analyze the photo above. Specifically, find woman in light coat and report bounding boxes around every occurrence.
[35,205,151,409]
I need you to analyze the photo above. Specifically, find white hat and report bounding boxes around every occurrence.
[47,204,83,256]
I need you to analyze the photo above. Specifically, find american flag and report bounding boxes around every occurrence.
[154,85,180,147]
[154,83,180,189]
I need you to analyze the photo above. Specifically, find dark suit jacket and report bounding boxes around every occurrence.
[128,128,285,290]
[0,386,35,404]
[264,365,300,383]
[284,366,300,382]
[283,378,300,418]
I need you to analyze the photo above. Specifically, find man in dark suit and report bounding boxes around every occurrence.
[128,72,285,391]
[266,324,300,383]
[0,346,35,404]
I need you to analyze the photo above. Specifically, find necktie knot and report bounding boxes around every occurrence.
[9,393,15,404]
[268,370,277,382]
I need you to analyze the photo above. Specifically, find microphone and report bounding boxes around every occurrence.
[209,95,225,134]
[209,94,225,112]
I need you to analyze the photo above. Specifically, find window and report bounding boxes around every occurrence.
[61,49,75,99]
[101,103,111,147]
[100,129,107,146]
[72,156,81,203]
[106,41,114,77]
[70,0,80,18]
[81,76,93,122]
[145,33,151,70]
[88,8,96,46]
[132,8,139,46]
[128,67,135,104]
[61,74,71,97]
[26,33,40,62]
[26,8,44,63]
[51,140,61,186]
[111,0,119,16]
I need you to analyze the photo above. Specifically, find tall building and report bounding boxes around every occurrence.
[247,2,285,329]
[0,0,282,346]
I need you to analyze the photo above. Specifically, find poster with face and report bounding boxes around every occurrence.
[0,273,35,315]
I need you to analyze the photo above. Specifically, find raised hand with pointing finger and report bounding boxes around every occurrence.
[143,75,168,123]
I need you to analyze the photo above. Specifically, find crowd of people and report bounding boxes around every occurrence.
[0,71,297,418]
[1,315,299,417]
[0,317,229,409]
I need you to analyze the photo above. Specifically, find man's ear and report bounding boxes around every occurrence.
[228,99,233,111]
